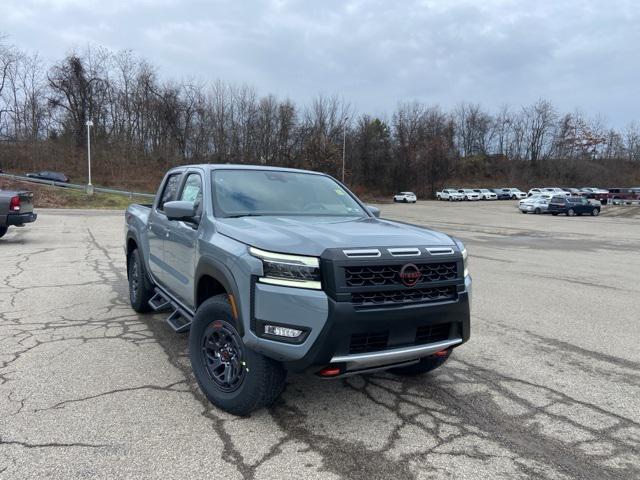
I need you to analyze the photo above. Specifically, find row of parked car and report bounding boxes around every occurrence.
[435,188,527,201]
[392,186,640,204]
[518,193,601,216]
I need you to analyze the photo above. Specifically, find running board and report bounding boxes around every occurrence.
[149,288,193,333]
[166,309,192,333]
[149,291,171,311]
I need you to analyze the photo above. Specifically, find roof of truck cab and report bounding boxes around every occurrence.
[168,164,326,175]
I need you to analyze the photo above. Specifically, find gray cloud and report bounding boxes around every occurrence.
[3,0,639,126]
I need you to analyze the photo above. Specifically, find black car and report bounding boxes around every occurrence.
[26,171,70,183]
[548,196,600,216]
[491,188,512,200]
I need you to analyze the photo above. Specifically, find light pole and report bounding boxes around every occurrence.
[341,116,348,183]
[86,120,94,188]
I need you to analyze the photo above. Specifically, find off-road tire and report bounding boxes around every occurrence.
[0,227,8,238]
[128,248,154,313]
[190,295,286,416]
[391,351,451,376]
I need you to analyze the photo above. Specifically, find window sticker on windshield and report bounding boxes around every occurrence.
[335,189,345,196]
[182,185,200,202]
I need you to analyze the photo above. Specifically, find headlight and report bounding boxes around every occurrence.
[249,247,321,290]
[452,238,469,278]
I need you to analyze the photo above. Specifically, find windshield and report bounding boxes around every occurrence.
[212,170,367,218]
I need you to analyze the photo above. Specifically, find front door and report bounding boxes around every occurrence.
[163,171,204,308]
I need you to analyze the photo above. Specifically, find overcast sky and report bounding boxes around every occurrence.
[3,0,639,126]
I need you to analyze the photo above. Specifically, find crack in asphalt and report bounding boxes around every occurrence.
[0,438,109,450]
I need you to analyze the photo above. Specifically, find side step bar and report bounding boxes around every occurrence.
[148,288,194,333]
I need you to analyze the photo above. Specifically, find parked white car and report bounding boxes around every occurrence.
[393,192,417,203]
[519,194,553,214]
[528,187,566,197]
[436,189,464,201]
[507,188,527,199]
[580,187,609,194]
[473,189,498,200]
[543,187,570,197]
[458,189,481,201]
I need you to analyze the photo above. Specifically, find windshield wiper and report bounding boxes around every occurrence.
[225,213,265,218]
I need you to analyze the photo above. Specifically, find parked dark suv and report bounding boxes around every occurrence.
[548,196,600,216]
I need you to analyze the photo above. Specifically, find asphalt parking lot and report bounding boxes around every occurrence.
[1,201,639,480]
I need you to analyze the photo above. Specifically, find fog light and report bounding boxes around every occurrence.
[264,325,303,338]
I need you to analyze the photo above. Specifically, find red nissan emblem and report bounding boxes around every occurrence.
[399,264,422,287]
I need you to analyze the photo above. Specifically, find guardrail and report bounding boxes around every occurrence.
[0,173,155,199]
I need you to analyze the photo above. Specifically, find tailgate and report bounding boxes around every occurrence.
[16,191,34,214]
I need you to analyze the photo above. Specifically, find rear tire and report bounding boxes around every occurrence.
[567,209,575,216]
[552,213,558,216]
[190,295,286,416]
[391,351,451,376]
[0,226,8,238]
[128,248,154,313]
[534,208,541,214]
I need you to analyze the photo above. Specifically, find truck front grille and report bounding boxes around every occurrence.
[351,286,457,307]
[344,262,457,287]
[415,323,451,345]
[349,331,389,354]
[348,323,453,355]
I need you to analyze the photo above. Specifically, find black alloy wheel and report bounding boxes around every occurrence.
[201,320,246,393]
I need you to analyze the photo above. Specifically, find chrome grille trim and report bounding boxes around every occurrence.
[343,249,381,258]
[426,247,455,256]
[387,247,421,257]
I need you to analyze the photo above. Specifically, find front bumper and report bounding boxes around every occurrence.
[247,276,472,374]
[4,212,37,226]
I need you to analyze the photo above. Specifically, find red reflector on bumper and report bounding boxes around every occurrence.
[319,367,341,377]
[434,349,449,357]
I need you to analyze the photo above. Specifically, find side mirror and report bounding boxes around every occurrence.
[164,201,197,221]
[367,205,381,218]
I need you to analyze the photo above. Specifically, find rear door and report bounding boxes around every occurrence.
[148,172,183,285]
[163,170,204,308]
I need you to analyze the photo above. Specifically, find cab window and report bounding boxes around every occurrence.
[158,173,182,212]
[179,173,204,216]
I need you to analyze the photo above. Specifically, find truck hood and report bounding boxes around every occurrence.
[215,216,454,256]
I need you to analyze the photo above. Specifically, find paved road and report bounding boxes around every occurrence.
[1,203,638,479]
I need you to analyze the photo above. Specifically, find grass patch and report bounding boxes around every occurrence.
[0,178,153,209]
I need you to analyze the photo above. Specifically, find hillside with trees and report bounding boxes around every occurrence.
[1,38,639,195]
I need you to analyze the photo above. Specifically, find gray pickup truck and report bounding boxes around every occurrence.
[0,188,37,238]
[125,165,471,415]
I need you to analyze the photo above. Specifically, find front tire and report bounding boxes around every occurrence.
[534,208,541,214]
[391,351,451,376]
[190,295,286,416]
[592,208,600,216]
[0,226,8,238]
[128,248,154,313]
[567,208,575,216]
